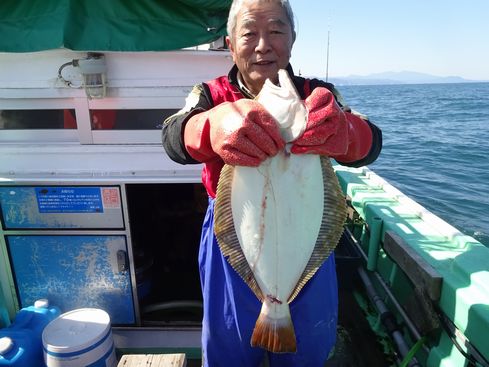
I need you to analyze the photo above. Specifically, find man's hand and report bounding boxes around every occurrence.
[290,87,349,156]
[184,99,285,166]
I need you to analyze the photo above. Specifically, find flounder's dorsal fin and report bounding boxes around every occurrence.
[214,164,264,301]
[287,157,347,303]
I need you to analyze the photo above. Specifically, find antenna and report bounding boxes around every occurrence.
[325,30,330,82]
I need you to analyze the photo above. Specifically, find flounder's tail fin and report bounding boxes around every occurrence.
[251,300,297,353]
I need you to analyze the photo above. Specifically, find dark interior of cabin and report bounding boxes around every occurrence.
[126,183,207,326]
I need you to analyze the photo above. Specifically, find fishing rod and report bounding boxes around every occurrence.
[325,30,330,82]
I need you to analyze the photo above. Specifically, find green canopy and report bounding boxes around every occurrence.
[0,0,232,52]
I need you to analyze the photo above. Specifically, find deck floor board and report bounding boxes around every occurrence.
[118,353,186,367]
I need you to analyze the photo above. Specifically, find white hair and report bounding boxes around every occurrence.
[226,0,296,42]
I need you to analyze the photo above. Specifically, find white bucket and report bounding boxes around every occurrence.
[42,308,117,367]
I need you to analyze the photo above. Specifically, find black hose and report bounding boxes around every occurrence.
[357,266,422,367]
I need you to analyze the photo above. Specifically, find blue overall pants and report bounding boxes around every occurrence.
[199,198,339,366]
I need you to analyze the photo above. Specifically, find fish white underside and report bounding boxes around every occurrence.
[231,153,323,306]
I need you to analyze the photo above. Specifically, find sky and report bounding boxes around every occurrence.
[288,0,489,80]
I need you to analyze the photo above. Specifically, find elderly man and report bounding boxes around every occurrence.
[162,0,382,365]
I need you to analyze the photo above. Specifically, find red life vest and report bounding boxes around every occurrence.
[199,77,244,198]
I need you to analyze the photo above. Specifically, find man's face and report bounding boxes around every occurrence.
[226,0,294,95]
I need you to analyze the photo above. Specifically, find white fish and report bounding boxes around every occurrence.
[214,70,347,353]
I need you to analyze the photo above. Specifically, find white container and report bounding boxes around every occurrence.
[42,309,116,367]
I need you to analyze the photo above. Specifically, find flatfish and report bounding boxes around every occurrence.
[214,70,347,353]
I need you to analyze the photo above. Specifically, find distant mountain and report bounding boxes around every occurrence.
[318,71,485,86]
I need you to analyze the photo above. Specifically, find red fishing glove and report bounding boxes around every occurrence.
[334,111,373,164]
[290,87,349,156]
[184,99,285,166]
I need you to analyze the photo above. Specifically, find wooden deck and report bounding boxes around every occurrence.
[118,353,186,367]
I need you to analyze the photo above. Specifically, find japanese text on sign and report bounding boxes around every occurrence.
[36,187,104,213]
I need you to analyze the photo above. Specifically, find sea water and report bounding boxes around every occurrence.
[338,82,489,246]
